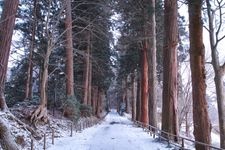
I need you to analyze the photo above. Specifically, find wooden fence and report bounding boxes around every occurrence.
[30,117,102,150]
[134,120,224,150]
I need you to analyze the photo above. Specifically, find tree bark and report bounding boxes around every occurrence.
[147,0,157,129]
[140,43,149,125]
[83,31,91,105]
[0,0,19,149]
[25,0,37,100]
[136,76,141,121]
[65,0,74,97]
[206,0,225,148]
[31,1,53,125]
[30,39,51,126]
[88,37,92,106]
[92,86,98,115]
[96,88,102,118]
[0,0,19,110]
[188,0,211,149]
[131,73,137,121]
[161,0,179,141]
[125,77,129,113]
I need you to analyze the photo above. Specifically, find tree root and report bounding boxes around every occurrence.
[7,113,41,140]
[30,105,48,128]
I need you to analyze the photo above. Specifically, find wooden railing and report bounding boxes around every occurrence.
[134,120,224,150]
[30,117,103,150]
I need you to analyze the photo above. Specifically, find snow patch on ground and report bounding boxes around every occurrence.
[47,109,173,150]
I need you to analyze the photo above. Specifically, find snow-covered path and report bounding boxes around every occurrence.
[47,110,170,150]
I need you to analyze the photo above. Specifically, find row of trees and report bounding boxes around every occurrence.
[115,0,225,149]
[1,0,225,149]
[0,0,114,149]
[5,0,113,120]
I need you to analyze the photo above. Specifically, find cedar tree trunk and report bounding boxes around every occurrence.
[0,0,19,149]
[131,73,137,121]
[65,0,74,97]
[92,86,98,115]
[83,31,91,105]
[136,76,141,121]
[147,0,157,129]
[188,0,211,149]
[88,37,92,106]
[96,89,102,118]
[141,43,149,125]
[161,0,179,141]
[0,0,19,111]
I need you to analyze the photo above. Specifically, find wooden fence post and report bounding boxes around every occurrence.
[70,123,73,137]
[31,136,34,150]
[43,133,46,150]
[149,126,152,136]
[167,138,172,148]
[181,138,184,149]
[52,128,54,145]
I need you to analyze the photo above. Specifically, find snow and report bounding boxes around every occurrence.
[45,110,171,150]
[211,132,220,148]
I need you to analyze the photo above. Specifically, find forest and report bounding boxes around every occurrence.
[0,0,225,150]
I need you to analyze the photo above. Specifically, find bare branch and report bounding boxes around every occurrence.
[203,25,210,32]
[217,34,225,43]
[215,0,223,42]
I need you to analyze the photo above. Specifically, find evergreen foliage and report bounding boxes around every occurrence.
[63,96,81,121]
[5,0,114,119]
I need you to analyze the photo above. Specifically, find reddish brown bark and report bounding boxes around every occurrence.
[188,0,211,149]
[96,88,102,118]
[0,0,19,149]
[140,43,149,125]
[92,86,98,115]
[83,31,91,105]
[0,0,19,111]
[87,40,92,106]
[131,73,137,121]
[147,0,157,129]
[65,0,74,97]
[136,77,141,121]
[161,0,178,141]
[125,77,129,113]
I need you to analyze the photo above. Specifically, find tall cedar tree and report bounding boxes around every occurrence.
[146,0,157,129]
[140,39,149,125]
[206,0,225,148]
[83,30,91,105]
[131,72,137,120]
[0,0,20,149]
[65,0,74,97]
[188,0,211,149]
[0,0,19,111]
[161,0,179,141]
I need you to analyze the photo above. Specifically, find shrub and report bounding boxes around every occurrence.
[80,104,92,117]
[62,96,80,121]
